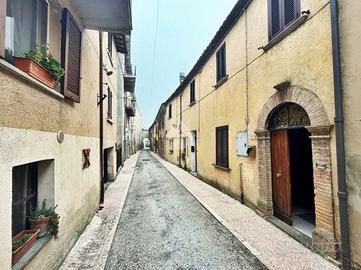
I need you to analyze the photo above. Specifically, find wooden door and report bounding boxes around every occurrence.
[271,130,292,225]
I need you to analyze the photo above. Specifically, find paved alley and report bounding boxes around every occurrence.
[104,151,265,270]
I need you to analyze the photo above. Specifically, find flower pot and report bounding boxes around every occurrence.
[14,57,55,88]
[29,216,51,238]
[12,229,40,266]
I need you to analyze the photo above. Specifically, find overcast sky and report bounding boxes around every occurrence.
[132,0,238,128]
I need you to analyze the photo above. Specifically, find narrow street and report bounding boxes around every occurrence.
[104,151,265,270]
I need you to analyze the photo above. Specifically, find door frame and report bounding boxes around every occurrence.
[190,130,197,172]
[255,86,337,256]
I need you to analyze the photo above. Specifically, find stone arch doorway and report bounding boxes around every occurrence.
[255,87,337,256]
[267,102,315,236]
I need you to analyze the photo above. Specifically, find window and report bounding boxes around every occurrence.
[216,43,226,82]
[190,80,196,104]
[269,0,300,40]
[168,103,172,118]
[169,139,174,154]
[108,33,112,57]
[107,87,113,121]
[61,8,82,103]
[5,0,48,60]
[216,126,229,169]
[12,162,38,237]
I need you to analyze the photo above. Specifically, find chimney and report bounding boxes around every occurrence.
[179,72,185,84]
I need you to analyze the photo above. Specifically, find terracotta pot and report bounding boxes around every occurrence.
[12,229,40,266]
[29,216,50,237]
[14,57,55,88]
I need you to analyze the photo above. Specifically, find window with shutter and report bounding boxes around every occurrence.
[269,0,300,40]
[216,43,226,82]
[0,0,6,58]
[216,126,229,169]
[107,87,113,121]
[190,80,195,104]
[108,33,112,57]
[61,8,82,103]
[168,103,172,118]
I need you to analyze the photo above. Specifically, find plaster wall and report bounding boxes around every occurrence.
[339,0,361,267]
[158,0,338,223]
[0,127,100,270]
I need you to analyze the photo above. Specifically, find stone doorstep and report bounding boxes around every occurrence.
[150,152,339,270]
[59,152,140,270]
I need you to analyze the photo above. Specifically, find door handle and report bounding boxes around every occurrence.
[276,170,282,178]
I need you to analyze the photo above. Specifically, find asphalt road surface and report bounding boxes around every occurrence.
[105,150,265,270]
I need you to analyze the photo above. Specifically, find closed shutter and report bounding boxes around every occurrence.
[270,0,281,37]
[108,88,112,120]
[61,9,82,103]
[0,0,6,58]
[284,0,297,26]
[216,126,229,168]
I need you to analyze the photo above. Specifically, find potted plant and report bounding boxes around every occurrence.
[29,199,60,239]
[12,229,40,265]
[14,44,65,88]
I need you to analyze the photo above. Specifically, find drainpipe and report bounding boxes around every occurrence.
[330,0,351,268]
[179,94,183,168]
[99,31,105,205]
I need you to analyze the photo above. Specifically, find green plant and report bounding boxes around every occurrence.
[25,44,65,81]
[12,233,32,251]
[30,199,60,239]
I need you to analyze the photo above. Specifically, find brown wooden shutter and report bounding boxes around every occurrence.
[61,8,82,103]
[108,87,113,120]
[0,0,6,58]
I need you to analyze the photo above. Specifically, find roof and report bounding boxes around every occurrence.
[150,0,252,129]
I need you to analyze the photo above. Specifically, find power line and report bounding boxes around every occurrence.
[150,0,160,96]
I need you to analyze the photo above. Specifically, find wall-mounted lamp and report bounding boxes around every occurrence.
[103,65,113,76]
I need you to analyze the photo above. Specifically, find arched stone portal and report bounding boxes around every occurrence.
[255,86,338,257]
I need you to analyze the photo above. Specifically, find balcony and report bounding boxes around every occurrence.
[125,104,136,117]
[70,0,132,34]
[124,73,136,92]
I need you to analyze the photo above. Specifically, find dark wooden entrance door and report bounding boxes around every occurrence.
[271,129,292,225]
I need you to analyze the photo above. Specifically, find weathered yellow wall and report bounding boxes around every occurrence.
[339,0,361,267]
[159,0,337,217]
[0,1,118,269]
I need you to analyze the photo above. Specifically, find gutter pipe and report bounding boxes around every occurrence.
[330,0,351,268]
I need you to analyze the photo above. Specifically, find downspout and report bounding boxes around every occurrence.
[179,94,183,168]
[330,0,351,268]
[99,31,104,205]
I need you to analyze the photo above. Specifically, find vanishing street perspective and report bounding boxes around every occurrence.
[0,0,360,269]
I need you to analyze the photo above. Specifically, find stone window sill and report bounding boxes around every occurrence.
[107,118,113,124]
[12,234,52,270]
[261,14,309,52]
[189,101,196,107]
[213,164,231,172]
[0,59,64,100]
[213,75,228,89]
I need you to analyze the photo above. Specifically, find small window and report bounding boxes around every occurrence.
[5,0,49,59]
[216,125,229,169]
[108,33,112,57]
[107,87,113,121]
[269,0,300,40]
[168,103,172,118]
[169,139,174,154]
[216,43,226,82]
[12,162,38,237]
[190,80,196,104]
